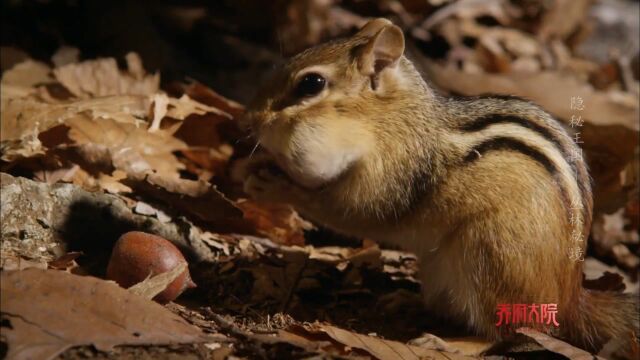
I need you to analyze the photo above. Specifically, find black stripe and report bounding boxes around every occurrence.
[464,137,555,173]
[460,114,566,158]
[450,94,532,104]
[464,137,571,216]
[461,114,586,208]
[477,94,530,103]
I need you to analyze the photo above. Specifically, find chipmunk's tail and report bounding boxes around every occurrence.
[564,289,639,357]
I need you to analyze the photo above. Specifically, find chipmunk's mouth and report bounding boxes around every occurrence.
[257,119,367,189]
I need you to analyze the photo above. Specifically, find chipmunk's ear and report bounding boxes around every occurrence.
[355,18,405,76]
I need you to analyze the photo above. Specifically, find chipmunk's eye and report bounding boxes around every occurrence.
[294,73,326,98]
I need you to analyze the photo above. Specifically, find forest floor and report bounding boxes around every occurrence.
[1,0,638,359]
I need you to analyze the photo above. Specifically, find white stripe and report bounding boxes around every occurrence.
[451,123,584,241]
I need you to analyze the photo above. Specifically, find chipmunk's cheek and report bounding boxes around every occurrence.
[282,122,368,188]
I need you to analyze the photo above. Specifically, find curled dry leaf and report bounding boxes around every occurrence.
[149,94,231,132]
[515,327,606,360]
[1,269,211,360]
[285,322,475,360]
[409,334,494,356]
[128,262,191,301]
[170,81,245,120]
[47,251,84,274]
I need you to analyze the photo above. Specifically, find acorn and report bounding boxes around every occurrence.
[106,231,196,303]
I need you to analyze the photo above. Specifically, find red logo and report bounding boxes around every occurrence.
[496,303,559,327]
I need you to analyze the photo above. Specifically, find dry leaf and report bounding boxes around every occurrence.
[51,46,80,68]
[149,94,230,132]
[236,199,313,246]
[409,334,494,356]
[47,251,83,273]
[516,327,606,360]
[53,52,159,98]
[591,209,639,256]
[66,113,187,179]
[125,173,245,231]
[288,322,475,360]
[1,269,210,360]
[424,61,639,130]
[419,0,512,32]
[169,80,245,119]
[1,59,52,88]
[0,95,153,161]
[537,0,591,41]
[128,261,188,300]
[166,95,231,122]
[583,271,626,292]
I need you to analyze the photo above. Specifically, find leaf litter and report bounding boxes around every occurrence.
[1,0,639,358]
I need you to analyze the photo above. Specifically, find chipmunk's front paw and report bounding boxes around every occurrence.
[244,166,294,203]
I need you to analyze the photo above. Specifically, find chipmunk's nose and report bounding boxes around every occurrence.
[240,109,278,133]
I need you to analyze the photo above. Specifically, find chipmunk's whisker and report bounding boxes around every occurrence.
[234,132,255,145]
[248,140,261,159]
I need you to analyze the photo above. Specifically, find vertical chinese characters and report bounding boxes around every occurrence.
[568,96,585,262]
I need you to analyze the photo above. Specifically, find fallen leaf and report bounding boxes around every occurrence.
[169,81,244,119]
[134,201,172,223]
[582,271,626,292]
[409,334,494,356]
[53,52,159,98]
[583,258,638,294]
[610,243,640,270]
[1,59,53,89]
[66,113,187,179]
[0,96,153,162]
[424,61,639,131]
[537,0,591,41]
[516,327,606,360]
[149,94,230,132]
[51,46,81,68]
[236,199,313,246]
[592,209,638,247]
[287,322,476,360]
[128,262,189,300]
[47,251,84,274]
[418,0,512,33]
[1,269,211,360]
[125,173,245,231]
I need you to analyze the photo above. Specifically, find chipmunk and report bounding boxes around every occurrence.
[240,18,639,353]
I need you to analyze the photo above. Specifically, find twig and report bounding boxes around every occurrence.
[203,308,269,358]
[279,253,309,313]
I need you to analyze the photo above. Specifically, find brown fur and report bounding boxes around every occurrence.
[241,18,639,354]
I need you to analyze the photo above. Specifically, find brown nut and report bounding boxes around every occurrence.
[106,231,196,303]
